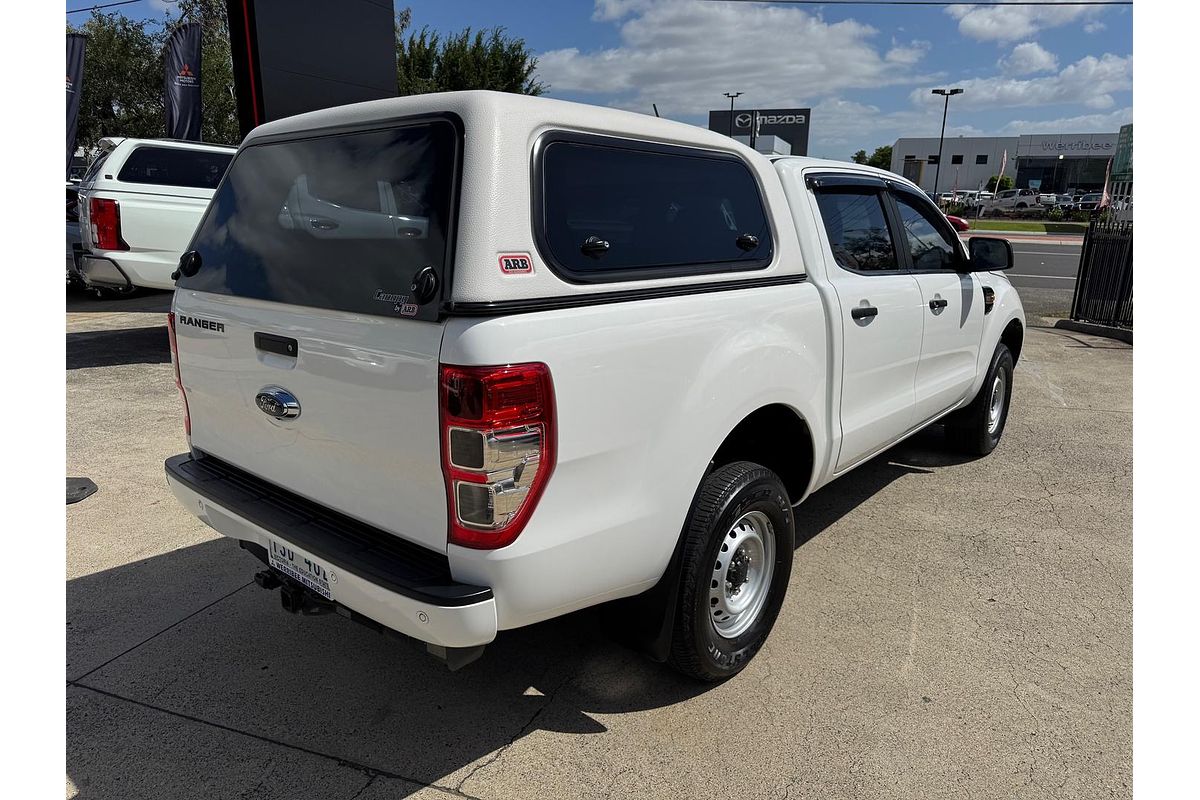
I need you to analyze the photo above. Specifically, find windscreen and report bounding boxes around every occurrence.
[178,120,458,321]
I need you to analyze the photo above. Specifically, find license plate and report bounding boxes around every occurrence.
[267,538,332,600]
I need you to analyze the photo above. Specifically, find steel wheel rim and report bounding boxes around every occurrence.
[709,510,776,639]
[988,371,1007,435]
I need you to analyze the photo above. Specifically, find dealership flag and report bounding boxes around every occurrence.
[996,149,1008,190]
[1099,157,1113,209]
[66,33,85,178]
[164,22,202,140]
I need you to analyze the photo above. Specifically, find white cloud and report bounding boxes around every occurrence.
[536,0,934,118]
[945,2,1097,43]
[998,106,1131,135]
[887,39,932,66]
[999,42,1058,75]
[909,53,1131,112]
[805,97,983,157]
[1084,21,1107,35]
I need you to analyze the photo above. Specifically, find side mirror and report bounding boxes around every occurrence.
[966,236,1013,272]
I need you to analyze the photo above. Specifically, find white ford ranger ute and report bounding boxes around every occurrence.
[164,91,1024,680]
[75,137,235,293]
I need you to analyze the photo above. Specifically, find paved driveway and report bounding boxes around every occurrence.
[67,291,1131,800]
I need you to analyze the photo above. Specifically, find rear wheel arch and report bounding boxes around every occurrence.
[709,404,815,505]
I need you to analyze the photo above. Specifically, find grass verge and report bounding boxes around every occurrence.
[966,220,1088,234]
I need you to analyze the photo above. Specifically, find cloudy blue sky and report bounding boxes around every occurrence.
[133,0,1132,159]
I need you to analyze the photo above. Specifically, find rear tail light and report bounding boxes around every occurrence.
[440,363,556,549]
[166,312,191,441]
[88,197,128,251]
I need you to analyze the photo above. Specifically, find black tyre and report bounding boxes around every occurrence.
[945,343,1014,455]
[668,461,794,682]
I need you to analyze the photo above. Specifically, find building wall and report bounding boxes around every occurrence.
[890,132,1120,194]
[890,136,1017,193]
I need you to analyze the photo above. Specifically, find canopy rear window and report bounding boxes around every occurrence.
[177,119,459,321]
[118,146,233,190]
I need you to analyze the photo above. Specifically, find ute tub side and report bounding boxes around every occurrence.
[439,281,829,631]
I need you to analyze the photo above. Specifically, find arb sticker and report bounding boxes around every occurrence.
[498,253,534,275]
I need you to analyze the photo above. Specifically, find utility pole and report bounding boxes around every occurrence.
[931,88,963,198]
[723,92,742,138]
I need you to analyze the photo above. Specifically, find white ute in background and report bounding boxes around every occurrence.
[163,92,1025,680]
[75,137,235,293]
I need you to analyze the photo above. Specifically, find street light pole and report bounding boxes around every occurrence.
[723,92,742,138]
[931,88,963,198]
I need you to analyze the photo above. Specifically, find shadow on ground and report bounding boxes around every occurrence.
[66,427,966,799]
[67,326,170,370]
[66,288,172,315]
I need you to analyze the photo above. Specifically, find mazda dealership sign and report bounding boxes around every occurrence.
[709,107,811,155]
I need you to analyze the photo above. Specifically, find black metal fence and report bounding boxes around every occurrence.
[1070,219,1133,329]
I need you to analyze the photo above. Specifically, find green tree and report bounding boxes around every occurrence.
[397,22,547,96]
[866,145,892,170]
[986,174,1014,192]
[67,13,165,154]
[851,149,867,164]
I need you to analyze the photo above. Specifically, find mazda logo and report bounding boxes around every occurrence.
[734,113,752,128]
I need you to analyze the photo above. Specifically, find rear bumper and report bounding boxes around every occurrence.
[78,254,132,290]
[164,453,498,649]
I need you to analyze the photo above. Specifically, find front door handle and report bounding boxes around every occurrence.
[929,298,949,311]
[851,305,878,320]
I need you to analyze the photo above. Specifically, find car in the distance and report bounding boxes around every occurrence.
[944,214,970,233]
[75,137,235,294]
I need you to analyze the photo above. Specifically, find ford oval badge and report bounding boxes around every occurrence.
[255,386,301,419]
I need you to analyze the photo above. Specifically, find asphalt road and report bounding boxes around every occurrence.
[66,288,1131,800]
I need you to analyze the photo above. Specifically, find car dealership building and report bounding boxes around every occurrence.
[890,132,1119,195]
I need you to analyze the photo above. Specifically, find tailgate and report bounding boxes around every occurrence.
[173,118,461,552]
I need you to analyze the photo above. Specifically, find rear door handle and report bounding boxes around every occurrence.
[929,298,948,311]
[850,306,878,320]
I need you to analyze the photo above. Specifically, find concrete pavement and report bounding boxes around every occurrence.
[67,292,1131,800]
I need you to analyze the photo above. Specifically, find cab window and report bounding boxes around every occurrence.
[892,192,960,271]
[813,189,898,272]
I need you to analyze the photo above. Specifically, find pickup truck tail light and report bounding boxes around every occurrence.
[440,363,556,549]
[166,312,191,441]
[88,197,128,251]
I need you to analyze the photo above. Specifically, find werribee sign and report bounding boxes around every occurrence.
[708,108,811,156]
[1016,133,1117,158]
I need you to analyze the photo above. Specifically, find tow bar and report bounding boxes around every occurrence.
[250,567,486,670]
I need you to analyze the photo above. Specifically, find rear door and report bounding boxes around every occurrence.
[809,177,924,471]
[887,189,984,423]
[173,118,461,551]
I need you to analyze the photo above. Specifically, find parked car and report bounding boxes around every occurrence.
[75,137,235,293]
[1077,193,1103,212]
[986,188,1038,212]
[945,214,970,233]
[164,92,1025,680]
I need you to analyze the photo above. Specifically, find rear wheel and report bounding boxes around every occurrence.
[668,461,794,682]
[945,343,1014,455]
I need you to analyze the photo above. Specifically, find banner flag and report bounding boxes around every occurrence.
[66,33,86,178]
[1099,157,1113,209]
[165,22,203,140]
